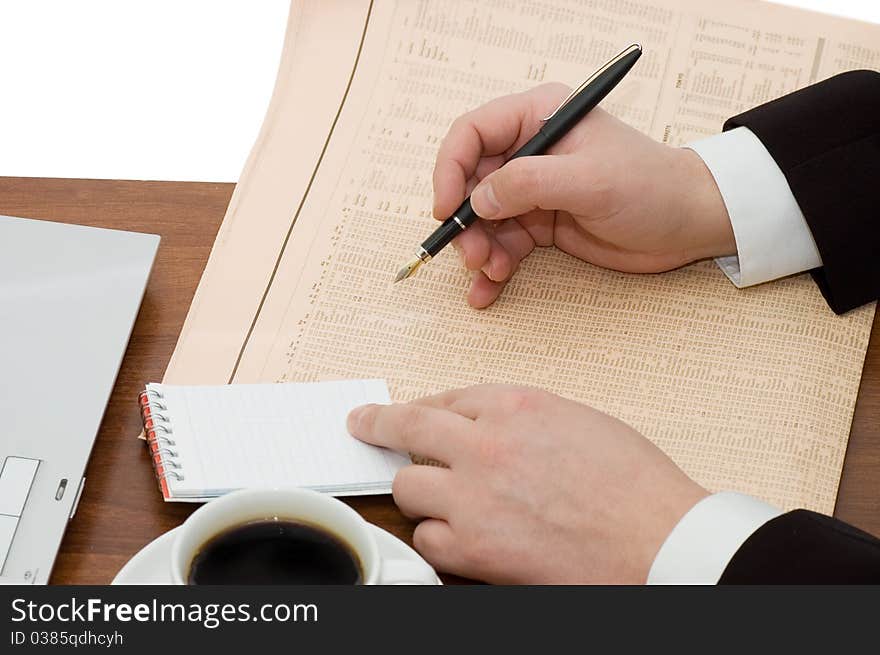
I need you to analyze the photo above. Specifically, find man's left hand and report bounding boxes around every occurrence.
[347,385,707,584]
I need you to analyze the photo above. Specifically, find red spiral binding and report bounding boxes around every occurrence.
[138,389,175,499]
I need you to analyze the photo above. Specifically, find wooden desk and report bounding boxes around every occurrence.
[1,177,877,584]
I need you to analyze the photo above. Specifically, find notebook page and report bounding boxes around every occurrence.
[151,380,409,498]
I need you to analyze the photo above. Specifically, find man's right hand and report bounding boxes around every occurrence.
[432,83,736,308]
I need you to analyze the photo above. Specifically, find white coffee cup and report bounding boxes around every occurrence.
[169,487,437,585]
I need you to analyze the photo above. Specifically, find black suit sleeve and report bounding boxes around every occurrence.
[717,72,880,583]
[724,69,880,314]
[719,510,880,584]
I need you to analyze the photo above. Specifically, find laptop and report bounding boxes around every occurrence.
[0,215,159,584]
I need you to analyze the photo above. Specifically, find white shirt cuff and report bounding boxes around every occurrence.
[686,127,822,287]
[647,491,783,585]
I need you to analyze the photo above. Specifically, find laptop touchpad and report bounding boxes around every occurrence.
[0,457,39,570]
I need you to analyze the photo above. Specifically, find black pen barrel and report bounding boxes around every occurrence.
[421,212,467,256]
[539,47,641,144]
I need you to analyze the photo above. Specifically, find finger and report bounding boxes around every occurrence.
[391,465,455,520]
[412,519,462,574]
[457,212,537,284]
[411,384,512,420]
[347,403,473,463]
[513,209,556,248]
[455,220,522,282]
[432,96,533,219]
[412,384,517,419]
[467,270,507,309]
[432,84,569,219]
[470,154,583,220]
[482,219,536,282]
[452,223,491,271]
[411,390,479,420]
[481,231,515,282]
[474,154,505,183]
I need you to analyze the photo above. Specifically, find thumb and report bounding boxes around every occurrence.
[470,155,579,220]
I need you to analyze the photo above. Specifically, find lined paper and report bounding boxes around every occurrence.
[147,379,409,501]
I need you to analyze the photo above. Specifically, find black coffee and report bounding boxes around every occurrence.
[188,519,362,585]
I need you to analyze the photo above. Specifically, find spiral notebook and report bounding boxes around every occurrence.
[138,379,410,502]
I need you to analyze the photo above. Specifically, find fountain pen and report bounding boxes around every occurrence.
[394,43,642,283]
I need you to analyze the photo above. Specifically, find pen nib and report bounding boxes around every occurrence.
[393,257,423,283]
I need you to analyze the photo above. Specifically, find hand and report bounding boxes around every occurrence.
[433,83,735,308]
[347,385,708,584]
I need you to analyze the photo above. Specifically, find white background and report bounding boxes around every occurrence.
[0,0,876,183]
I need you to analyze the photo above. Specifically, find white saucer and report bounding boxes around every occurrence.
[113,524,441,585]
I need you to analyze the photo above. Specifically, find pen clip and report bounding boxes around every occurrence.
[542,43,642,121]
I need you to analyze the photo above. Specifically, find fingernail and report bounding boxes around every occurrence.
[472,182,500,218]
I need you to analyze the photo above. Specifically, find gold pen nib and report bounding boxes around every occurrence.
[393,257,423,283]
